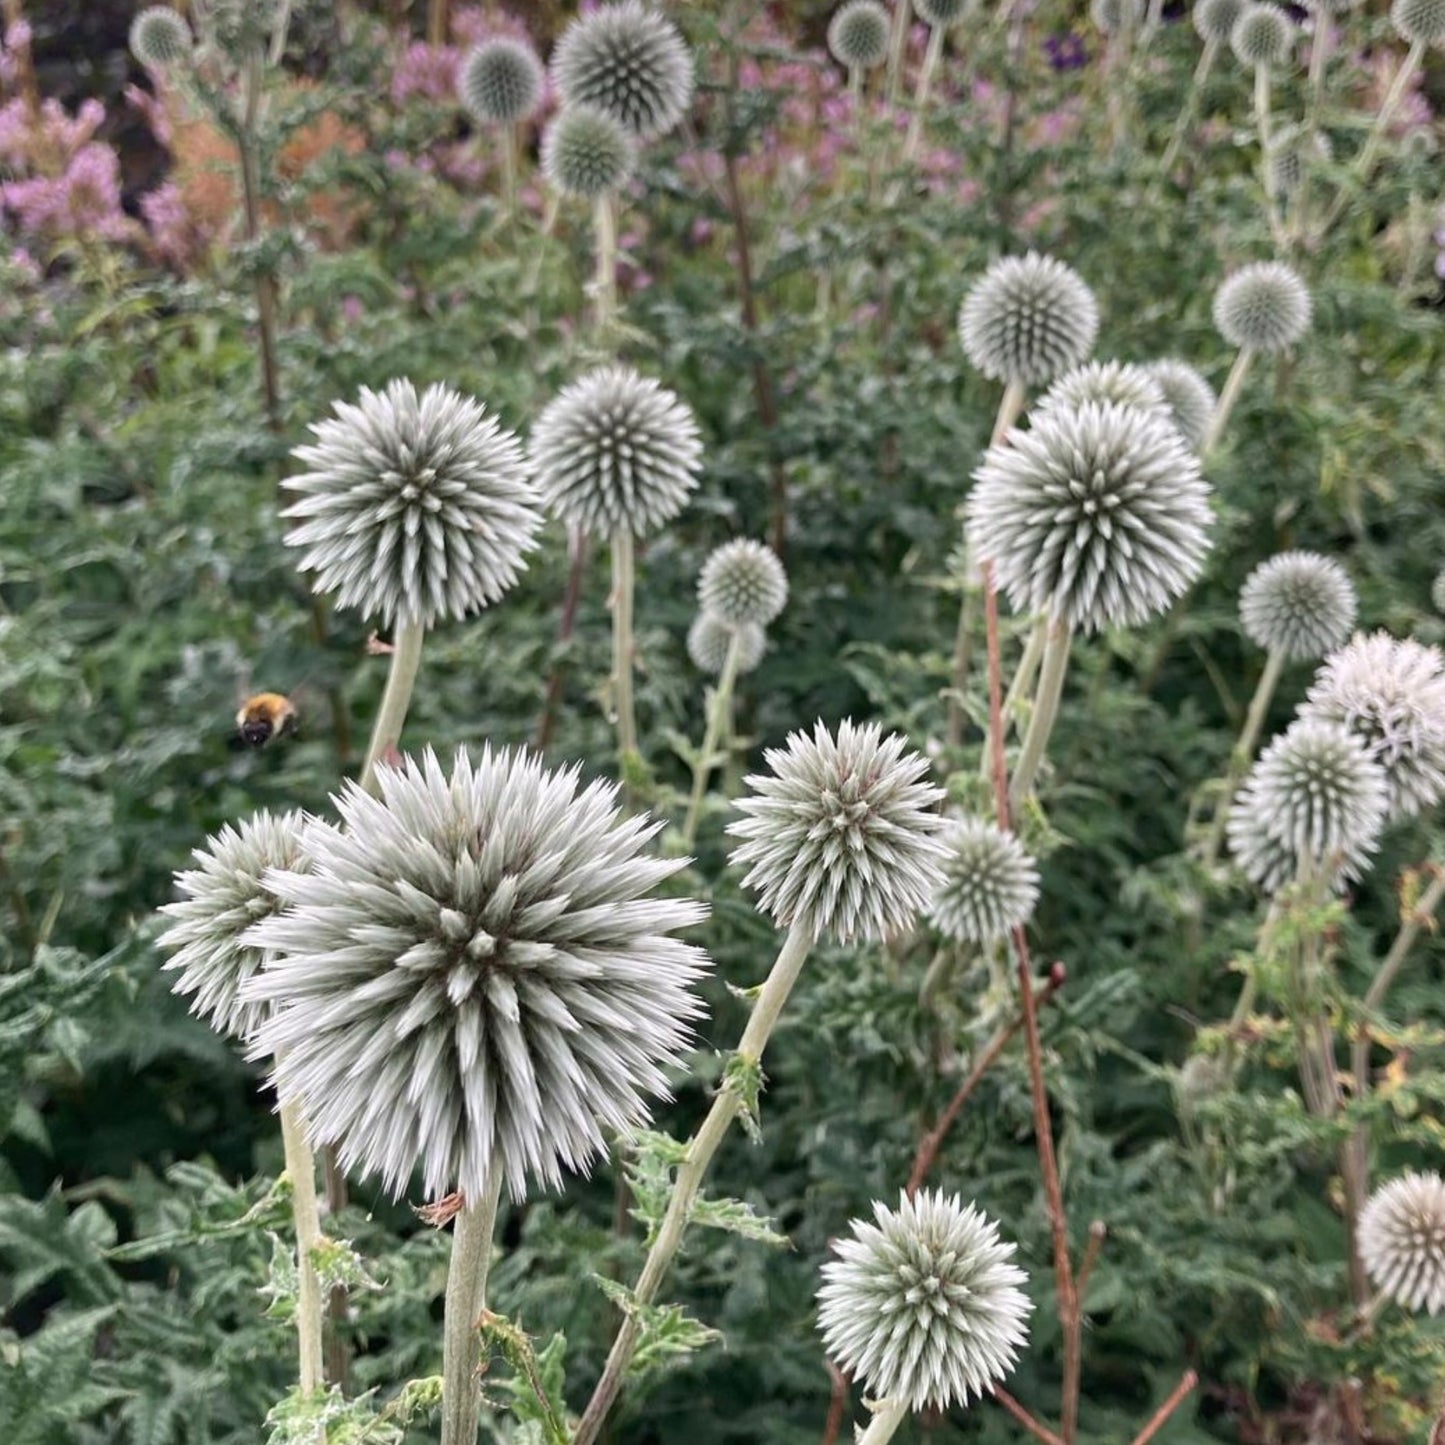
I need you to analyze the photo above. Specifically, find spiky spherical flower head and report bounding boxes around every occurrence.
[130,6,193,67]
[1270,126,1331,198]
[1239,552,1357,662]
[1034,360,1168,423]
[244,747,710,1202]
[1301,632,1445,820]
[697,539,788,629]
[1196,0,1246,40]
[1226,719,1387,892]
[1391,0,1445,44]
[1175,1053,1229,1115]
[916,0,971,24]
[551,0,694,139]
[540,104,637,199]
[460,37,544,126]
[958,253,1100,390]
[927,818,1040,946]
[1091,0,1146,33]
[1432,569,1445,614]
[967,402,1212,635]
[817,1189,1032,1411]
[728,720,947,943]
[1212,261,1311,354]
[1230,2,1295,66]
[1147,359,1217,452]
[158,810,320,1044]
[1359,1172,1445,1315]
[687,613,765,676]
[284,380,541,630]
[827,0,891,70]
[528,365,702,539]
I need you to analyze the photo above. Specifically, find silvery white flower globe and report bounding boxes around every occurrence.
[1270,127,1331,197]
[130,6,193,67]
[1432,569,1445,614]
[1034,360,1168,423]
[728,719,948,943]
[1230,2,1295,66]
[528,365,703,539]
[540,104,637,200]
[284,380,542,630]
[243,747,710,1202]
[1147,359,1217,452]
[817,1189,1032,1411]
[1091,0,1146,33]
[687,613,765,676]
[958,253,1100,390]
[697,539,788,629]
[927,818,1040,946]
[967,402,1213,635]
[1300,632,1445,820]
[460,37,544,126]
[1391,0,1445,44]
[827,0,891,69]
[1212,261,1311,354]
[158,810,321,1044]
[1359,1171,1445,1315]
[1226,718,1387,892]
[1195,0,1246,38]
[916,0,971,24]
[551,0,694,139]
[1239,551,1357,661]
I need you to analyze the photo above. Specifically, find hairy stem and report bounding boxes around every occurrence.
[439,1173,504,1445]
[279,1099,326,1404]
[856,1399,910,1445]
[359,617,426,795]
[238,45,281,432]
[593,191,618,338]
[1161,37,1219,175]
[884,0,910,108]
[1201,647,1283,867]
[610,532,639,767]
[1008,614,1071,815]
[901,23,946,168]
[1352,37,1425,187]
[682,630,744,847]
[1202,346,1254,455]
[533,528,590,752]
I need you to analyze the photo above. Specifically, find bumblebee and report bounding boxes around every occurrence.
[233,692,298,749]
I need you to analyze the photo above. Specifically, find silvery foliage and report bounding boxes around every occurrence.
[1091,0,1146,34]
[958,252,1100,389]
[916,0,971,24]
[687,613,766,675]
[460,37,544,125]
[967,402,1213,634]
[1212,261,1311,353]
[827,0,891,69]
[817,1189,1032,1411]
[158,810,321,1044]
[540,104,637,199]
[1147,359,1217,452]
[927,817,1040,946]
[1033,360,1168,424]
[1391,0,1445,44]
[243,748,710,1202]
[1226,719,1387,892]
[1230,1,1295,65]
[551,0,694,139]
[1239,551,1357,661]
[1195,0,1246,40]
[697,539,788,628]
[284,380,541,630]
[1359,1171,1445,1315]
[130,6,192,67]
[1300,632,1445,820]
[528,365,703,538]
[728,720,947,943]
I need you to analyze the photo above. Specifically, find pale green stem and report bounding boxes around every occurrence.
[901,23,946,167]
[979,613,1045,782]
[593,191,618,338]
[1201,647,1284,868]
[1202,347,1254,456]
[523,192,561,294]
[857,1399,911,1445]
[1008,614,1071,814]
[945,582,978,753]
[278,1099,326,1403]
[1161,37,1219,174]
[439,1172,504,1445]
[682,630,744,847]
[1106,34,1130,154]
[499,123,517,220]
[572,921,815,1445]
[610,532,639,766]
[359,617,425,796]
[1254,65,1285,243]
[1305,9,1330,131]
[990,378,1027,447]
[884,0,912,107]
[919,944,974,1010]
[1353,38,1425,186]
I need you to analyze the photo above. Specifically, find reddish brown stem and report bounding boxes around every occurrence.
[533,528,590,752]
[993,1386,1067,1445]
[1128,1370,1198,1445]
[820,1361,850,1445]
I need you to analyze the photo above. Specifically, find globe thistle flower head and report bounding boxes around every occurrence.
[1034,360,1168,423]
[528,365,703,539]
[958,252,1100,389]
[460,37,544,126]
[1091,0,1146,33]
[1147,359,1217,452]
[817,1189,1032,1411]
[540,104,637,200]
[1270,126,1331,198]
[158,810,319,1044]
[697,539,788,628]
[728,720,948,943]
[1301,632,1445,820]
[1195,0,1246,40]
[1239,551,1356,661]
[284,380,542,630]
[551,0,694,139]
[244,747,710,1202]
[1391,0,1445,44]
[927,818,1040,946]
[1230,2,1295,66]
[916,0,971,24]
[130,6,193,67]
[827,0,891,70]
[1226,718,1387,892]
[1359,1171,1445,1315]
[1212,261,1311,353]
[687,613,765,676]
[967,402,1213,635]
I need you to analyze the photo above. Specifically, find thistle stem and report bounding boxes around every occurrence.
[980,613,1046,779]
[945,581,978,753]
[573,920,815,1445]
[1161,37,1219,175]
[359,617,426,795]
[610,532,640,769]
[990,378,1027,447]
[1253,66,1284,244]
[439,1172,504,1445]
[901,23,946,167]
[857,1399,911,1445]
[1200,647,1283,867]
[884,0,911,108]
[1008,614,1071,814]
[682,630,744,848]
[237,44,281,433]
[500,123,517,221]
[1352,38,1425,187]
[278,1099,326,1403]
[1305,9,1330,131]
[593,191,618,338]
[1202,347,1254,455]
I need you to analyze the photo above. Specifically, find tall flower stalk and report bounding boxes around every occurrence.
[438,1174,505,1445]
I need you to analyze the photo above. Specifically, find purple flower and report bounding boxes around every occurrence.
[1044,31,1089,69]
